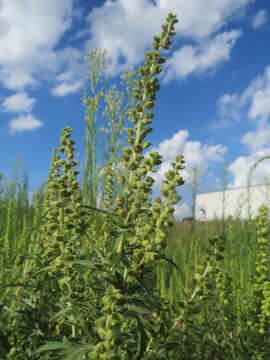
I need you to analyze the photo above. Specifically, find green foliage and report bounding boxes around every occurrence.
[1,12,270,360]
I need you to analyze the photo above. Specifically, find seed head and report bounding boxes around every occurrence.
[116,196,125,206]
[134,145,143,153]
[128,162,137,171]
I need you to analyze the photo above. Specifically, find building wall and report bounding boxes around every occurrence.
[195,184,270,221]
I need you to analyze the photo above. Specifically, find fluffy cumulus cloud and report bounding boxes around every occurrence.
[0,0,73,90]
[51,81,82,97]
[1,92,36,113]
[229,150,270,187]
[215,65,270,129]
[0,0,254,100]
[50,47,85,97]
[242,125,270,153]
[150,129,226,187]
[174,202,192,221]
[0,1,87,133]
[218,65,270,186]
[8,114,43,134]
[239,65,270,121]
[230,124,270,186]
[247,71,270,121]
[251,9,268,29]
[163,30,241,82]
[86,0,252,77]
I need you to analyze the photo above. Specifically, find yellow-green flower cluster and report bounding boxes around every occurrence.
[39,127,89,299]
[121,13,178,220]
[101,161,115,250]
[89,287,125,359]
[115,14,179,258]
[249,205,270,339]
[103,162,114,210]
[151,155,185,251]
[4,199,12,263]
[208,234,236,345]
[129,154,185,267]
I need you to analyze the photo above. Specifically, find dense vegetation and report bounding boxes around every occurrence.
[1,13,270,359]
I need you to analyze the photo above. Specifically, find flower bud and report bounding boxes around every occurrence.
[122,154,130,162]
[143,142,152,149]
[158,57,166,64]
[55,234,64,242]
[127,137,135,145]
[128,162,137,171]
[116,196,125,206]
[176,154,184,163]
[174,174,184,186]
[136,104,143,113]
[129,109,138,122]
[165,170,175,181]
[145,101,154,109]
[142,119,152,126]
[154,65,163,74]
[134,145,143,153]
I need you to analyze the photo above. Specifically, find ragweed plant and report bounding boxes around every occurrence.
[3,128,91,359]
[36,12,182,360]
[116,12,180,256]
[169,233,239,359]
[3,9,270,360]
[246,204,270,359]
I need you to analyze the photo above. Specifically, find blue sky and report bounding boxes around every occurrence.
[0,0,270,218]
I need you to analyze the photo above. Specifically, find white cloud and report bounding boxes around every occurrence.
[184,141,225,166]
[153,129,189,162]
[51,81,82,97]
[0,0,73,89]
[50,47,85,97]
[86,0,162,75]
[0,0,254,100]
[1,92,36,113]
[242,125,270,152]
[8,114,43,134]
[173,202,191,221]
[232,122,270,187]
[0,0,253,97]
[70,28,90,41]
[151,129,226,187]
[216,65,270,187]
[163,30,241,82]
[214,64,270,130]
[251,9,268,29]
[213,93,241,128]
[242,66,270,121]
[86,0,251,76]
[229,149,270,187]
[248,88,270,121]
[157,0,251,39]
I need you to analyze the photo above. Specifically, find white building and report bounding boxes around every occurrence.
[196,184,270,221]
